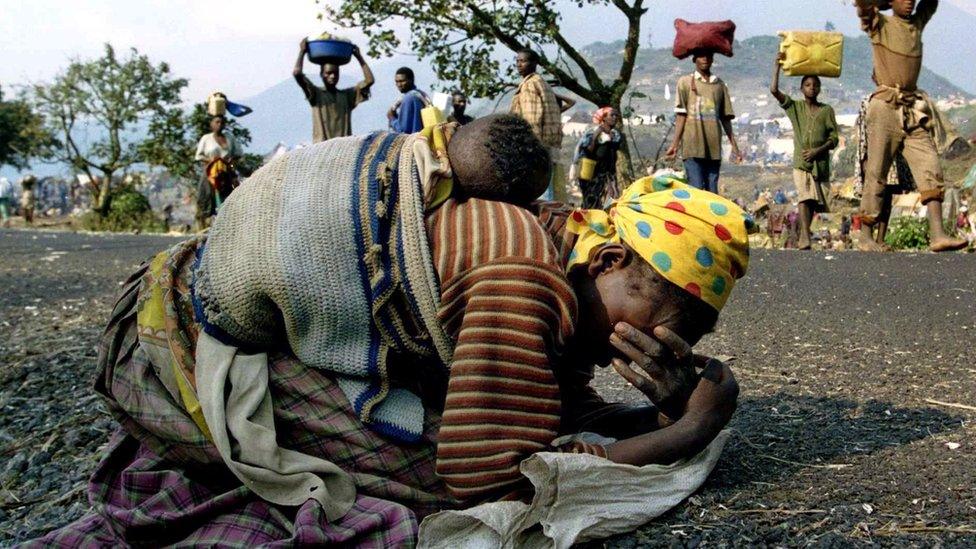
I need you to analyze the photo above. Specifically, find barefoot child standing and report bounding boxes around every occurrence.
[855,0,966,252]
[770,52,839,250]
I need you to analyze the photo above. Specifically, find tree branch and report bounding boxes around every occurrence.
[612,0,646,104]
[530,0,604,92]
[463,1,603,104]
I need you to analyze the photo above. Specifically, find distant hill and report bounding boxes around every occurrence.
[560,0,976,95]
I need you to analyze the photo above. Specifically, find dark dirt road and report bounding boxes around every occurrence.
[1,228,974,547]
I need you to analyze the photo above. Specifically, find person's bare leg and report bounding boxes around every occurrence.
[874,186,893,245]
[797,202,813,250]
[927,200,967,252]
[875,220,888,244]
[857,222,886,252]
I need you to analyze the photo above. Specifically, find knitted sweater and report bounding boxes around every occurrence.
[194,132,452,443]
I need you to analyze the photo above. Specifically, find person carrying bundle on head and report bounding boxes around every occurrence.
[574,107,624,209]
[854,0,966,252]
[666,20,743,194]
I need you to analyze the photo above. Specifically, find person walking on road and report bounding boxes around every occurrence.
[0,177,13,228]
[770,52,839,250]
[666,51,743,194]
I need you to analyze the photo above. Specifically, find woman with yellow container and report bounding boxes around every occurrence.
[573,107,623,208]
[194,115,242,230]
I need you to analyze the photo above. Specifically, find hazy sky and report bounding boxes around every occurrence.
[2,0,976,102]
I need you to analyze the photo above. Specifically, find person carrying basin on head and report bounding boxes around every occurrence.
[294,36,375,143]
[194,115,241,230]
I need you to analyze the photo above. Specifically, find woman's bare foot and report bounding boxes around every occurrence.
[930,236,967,252]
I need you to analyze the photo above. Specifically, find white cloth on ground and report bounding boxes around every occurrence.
[418,430,729,549]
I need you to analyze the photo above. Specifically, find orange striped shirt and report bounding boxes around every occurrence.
[426,198,606,504]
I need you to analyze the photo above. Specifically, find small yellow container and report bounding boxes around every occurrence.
[579,157,597,181]
[778,31,844,78]
[421,105,445,129]
[421,106,448,150]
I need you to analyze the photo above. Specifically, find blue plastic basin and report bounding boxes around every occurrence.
[307,39,353,66]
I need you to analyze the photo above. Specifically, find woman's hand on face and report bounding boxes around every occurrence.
[609,323,701,419]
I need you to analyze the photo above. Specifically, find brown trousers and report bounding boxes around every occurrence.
[859,97,944,224]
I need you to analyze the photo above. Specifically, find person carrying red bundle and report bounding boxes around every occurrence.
[666,19,743,195]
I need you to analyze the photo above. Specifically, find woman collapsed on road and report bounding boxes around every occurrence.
[194,115,242,230]
[26,114,752,547]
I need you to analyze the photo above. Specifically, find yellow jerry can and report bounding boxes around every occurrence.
[579,157,597,181]
[421,105,448,150]
[778,31,844,78]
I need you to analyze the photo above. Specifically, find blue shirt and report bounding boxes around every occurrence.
[391,89,428,134]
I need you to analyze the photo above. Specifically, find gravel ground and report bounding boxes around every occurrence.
[1,228,974,547]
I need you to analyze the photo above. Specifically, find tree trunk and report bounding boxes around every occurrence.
[95,172,112,216]
[616,144,636,186]
[611,101,636,187]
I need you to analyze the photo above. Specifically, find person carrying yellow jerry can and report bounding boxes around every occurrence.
[572,107,624,209]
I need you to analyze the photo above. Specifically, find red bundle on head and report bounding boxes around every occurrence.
[672,19,737,59]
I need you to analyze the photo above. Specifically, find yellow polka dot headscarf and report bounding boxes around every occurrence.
[566,175,756,311]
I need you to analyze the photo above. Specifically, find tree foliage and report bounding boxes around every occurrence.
[0,84,55,170]
[322,0,647,108]
[79,184,168,233]
[140,103,262,187]
[31,44,187,214]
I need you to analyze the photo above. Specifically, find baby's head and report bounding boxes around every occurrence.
[447,113,551,205]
